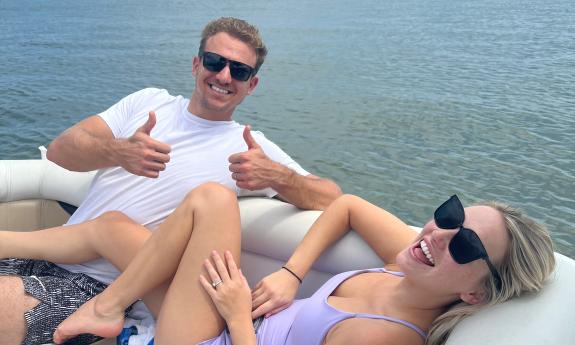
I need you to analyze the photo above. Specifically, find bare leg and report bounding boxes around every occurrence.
[0,211,172,315]
[0,212,152,344]
[54,183,242,344]
[0,212,150,266]
[0,276,40,345]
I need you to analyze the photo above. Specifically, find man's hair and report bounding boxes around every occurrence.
[198,17,268,75]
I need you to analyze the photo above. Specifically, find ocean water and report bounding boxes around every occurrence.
[1,0,574,258]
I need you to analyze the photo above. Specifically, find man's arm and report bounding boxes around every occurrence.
[228,126,342,210]
[264,167,341,211]
[47,112,171,177]
[47,115,118,171]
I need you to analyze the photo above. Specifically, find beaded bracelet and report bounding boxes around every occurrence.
[281,266,303,284]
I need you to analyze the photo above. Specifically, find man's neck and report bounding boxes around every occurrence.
[187,94,234,122]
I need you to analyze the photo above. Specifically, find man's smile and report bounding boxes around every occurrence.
[209,83,232,95]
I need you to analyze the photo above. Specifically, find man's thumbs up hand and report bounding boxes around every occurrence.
[137,110,157,135]
[228,125,281,190]
[242,125,261,150]
[118,111,171,178]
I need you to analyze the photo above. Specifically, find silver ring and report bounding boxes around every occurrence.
[211,279,223,288]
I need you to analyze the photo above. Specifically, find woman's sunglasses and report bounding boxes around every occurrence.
[434,195,503,291]
[199,51,255,82]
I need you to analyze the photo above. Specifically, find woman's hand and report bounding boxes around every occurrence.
[251,268,300,318]
[200,250,253,323]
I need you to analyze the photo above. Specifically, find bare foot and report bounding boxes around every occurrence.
[53,295,125,344]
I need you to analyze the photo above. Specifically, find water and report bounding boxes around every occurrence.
[1,0,574,258]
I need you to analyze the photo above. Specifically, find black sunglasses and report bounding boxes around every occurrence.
[199,51,255,82]
[434,195,503,291]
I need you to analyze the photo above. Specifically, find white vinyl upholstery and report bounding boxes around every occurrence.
[0,158,572,344]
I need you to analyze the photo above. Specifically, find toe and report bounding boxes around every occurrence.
[53,328,66,344]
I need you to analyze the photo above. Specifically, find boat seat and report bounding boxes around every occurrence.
[1,158,573,345]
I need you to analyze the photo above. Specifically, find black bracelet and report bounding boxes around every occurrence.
[281,266,303,284]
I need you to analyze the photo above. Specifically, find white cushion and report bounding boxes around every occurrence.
[446,253,575,344]
[0,158,572,344]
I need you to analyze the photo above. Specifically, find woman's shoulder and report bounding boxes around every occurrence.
[383,263,402,272]
[324,317,424,345]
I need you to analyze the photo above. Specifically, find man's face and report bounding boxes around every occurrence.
[190,32,259,121]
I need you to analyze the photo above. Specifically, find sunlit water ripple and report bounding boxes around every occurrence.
[1,0,574,258]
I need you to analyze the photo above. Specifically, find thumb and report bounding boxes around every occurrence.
[243,125,260,150]
[138,111,157,135]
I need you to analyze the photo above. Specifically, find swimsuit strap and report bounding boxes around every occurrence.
[355,268,427,339]
[355,313,427,339]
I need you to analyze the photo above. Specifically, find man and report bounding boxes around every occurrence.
[0,17,341,345]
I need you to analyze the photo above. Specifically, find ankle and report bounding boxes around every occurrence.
[93,294,125,318]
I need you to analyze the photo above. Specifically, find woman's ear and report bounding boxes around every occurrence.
[460,290,487,305]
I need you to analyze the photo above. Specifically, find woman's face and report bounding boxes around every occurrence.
[396,205,509,304]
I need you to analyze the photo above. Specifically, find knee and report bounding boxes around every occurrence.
[0,276,37,342]
[91,212,135,238]
[337,194,361,205]
[183,182,237,208]
[97,211,133,225]
[0,276,37,309]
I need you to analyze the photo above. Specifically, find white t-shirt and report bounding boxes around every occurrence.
[58,88,309,284]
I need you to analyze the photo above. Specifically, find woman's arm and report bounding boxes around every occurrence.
[252,194,419,317]
[200,251,257,345]
[286,194,418,274]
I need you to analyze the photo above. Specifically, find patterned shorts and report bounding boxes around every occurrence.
[0,258,108,345]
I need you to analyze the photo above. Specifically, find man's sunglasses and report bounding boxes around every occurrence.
[434,195,503,291]
[199,51,255,82]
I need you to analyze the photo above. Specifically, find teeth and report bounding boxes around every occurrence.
[210,84,230,94]
[420,240,435,265]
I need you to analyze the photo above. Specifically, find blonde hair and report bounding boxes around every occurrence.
[198,17,268,74]
[425,201,556,345]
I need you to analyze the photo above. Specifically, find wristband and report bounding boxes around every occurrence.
[281,266,303,284]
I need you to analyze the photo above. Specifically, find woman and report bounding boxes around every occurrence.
[0,183,555,345]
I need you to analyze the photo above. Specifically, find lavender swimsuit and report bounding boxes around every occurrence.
[198,268,427,345]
